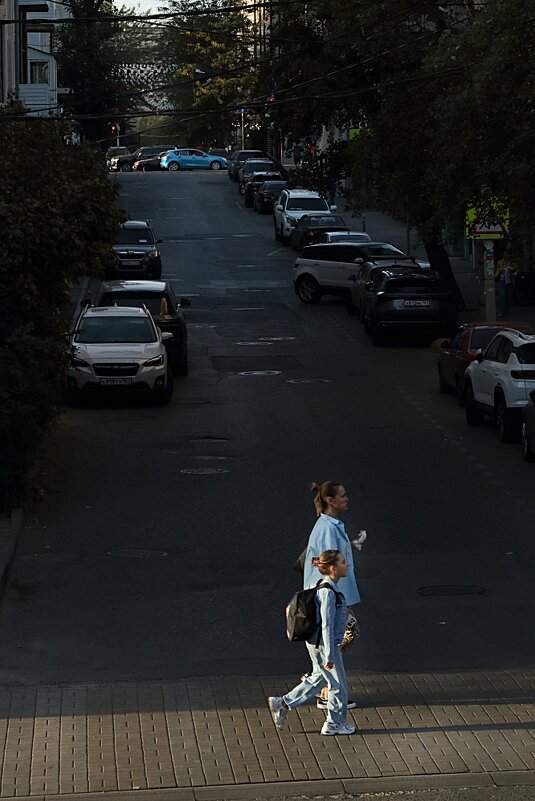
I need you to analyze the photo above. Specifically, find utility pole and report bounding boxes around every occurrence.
[482,240,497,321]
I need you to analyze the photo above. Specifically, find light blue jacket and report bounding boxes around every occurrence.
[306,577,347,663]
[303,514,361,606]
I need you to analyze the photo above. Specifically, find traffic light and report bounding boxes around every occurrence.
[264,93,276,119]
[111,123,117,135]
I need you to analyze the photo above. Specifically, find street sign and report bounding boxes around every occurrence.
[236,107,248,114]
[466,201,509,239]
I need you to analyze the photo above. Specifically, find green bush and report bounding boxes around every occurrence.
[0,104,123,510]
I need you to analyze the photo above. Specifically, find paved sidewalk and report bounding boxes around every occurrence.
[1,669,535,800]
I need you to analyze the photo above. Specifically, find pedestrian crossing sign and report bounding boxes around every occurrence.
[466,201,509,239]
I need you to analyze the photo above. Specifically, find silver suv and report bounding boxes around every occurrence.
[66,305,174,403]
[273,189,334,244]
[464,328,535,441]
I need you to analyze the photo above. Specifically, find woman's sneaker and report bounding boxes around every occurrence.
[321,721,356,736]
[316,696,357,710]
[268,697,287,730]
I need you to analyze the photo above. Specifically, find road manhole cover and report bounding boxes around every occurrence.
[286,378,331,384]
[238,370,281,376]
[22,552,80,563]
[180,467,229,475]
[258,336,296,342]
[417,585,485,596]
[106,549,168,559]
[188,436,230,443]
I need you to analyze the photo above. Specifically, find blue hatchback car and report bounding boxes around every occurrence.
[161,148,228,171]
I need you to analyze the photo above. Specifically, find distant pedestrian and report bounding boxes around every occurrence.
[292,143,303,166]
[268,549,356,735]
[495,249,517,317]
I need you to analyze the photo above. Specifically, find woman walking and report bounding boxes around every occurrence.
[268,550,355,735]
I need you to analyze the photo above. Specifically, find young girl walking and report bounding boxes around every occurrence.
[268,550,355,736]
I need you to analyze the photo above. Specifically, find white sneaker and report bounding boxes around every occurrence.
[321,721,356,736]
[316,696,357,710]
[268,696,287,729]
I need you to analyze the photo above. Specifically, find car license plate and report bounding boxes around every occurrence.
[404,300,430,307]
[122,260,140,266]
[100,378,132,386]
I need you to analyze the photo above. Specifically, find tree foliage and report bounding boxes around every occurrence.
[0,104,122,509]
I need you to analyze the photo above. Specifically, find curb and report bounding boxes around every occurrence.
[0,507,23,598]
[2,770,533,801]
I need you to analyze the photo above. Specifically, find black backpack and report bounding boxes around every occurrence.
[286,581,343,644]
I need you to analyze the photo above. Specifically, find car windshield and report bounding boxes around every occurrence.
[308,215,346,227]
[117,229,154,245]
[471,328,506,350]
[516,344,535,364]
[245,161,274,172]
[328,233,369,242]
[99,293,173,317]
[360,244,407,258]
[385,274,441,289]
[75,316,157,344]
[287,198,329,210]
[263,181,286,190]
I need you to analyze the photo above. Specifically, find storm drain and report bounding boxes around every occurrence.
[417,585,485,596]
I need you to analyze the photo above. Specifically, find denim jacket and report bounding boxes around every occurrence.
[307,577,347,663]
[303,514,361,605]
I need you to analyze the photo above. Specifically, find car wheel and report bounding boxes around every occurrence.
[168,162,180,171]
[438,365,450,394]
[210,161,222,170]
[495,393,519,442]
[295,275,321,304]
[174,354,188,376]
[521,420,535,462]
[239,183,245,195]
[158,369,174,403]
[456,376,465,407]
[465,381,483,426]
[371,321,384,346]
[119,163,132,173]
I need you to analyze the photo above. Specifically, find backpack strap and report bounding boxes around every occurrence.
[314,582,343,647]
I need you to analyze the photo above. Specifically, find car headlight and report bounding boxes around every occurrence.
[142,354,164,367]
[72,356,89,367]
[286,215,296,224]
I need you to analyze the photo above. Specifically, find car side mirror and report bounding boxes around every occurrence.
[329,205,337,211]
[179,298,191,307]
[80,297,91,307]
[161,331,173,341]
[354,257,364,264]
[365,281,373,290]
[157,238,163,244]
[474,349,484,362]
[440,339,451,349]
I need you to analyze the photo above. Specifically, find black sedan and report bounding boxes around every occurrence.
[93,280,190,374]
[290,214,349,250]
[132,155,163,172]
[243,171,283,207]
[361,267,458,346]
[254,180,288,214]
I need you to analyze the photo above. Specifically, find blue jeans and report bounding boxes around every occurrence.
[496,280,513,317]
[282,642,348,724]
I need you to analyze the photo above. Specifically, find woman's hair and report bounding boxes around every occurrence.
[310,481,342,516]
[311,550,341,575]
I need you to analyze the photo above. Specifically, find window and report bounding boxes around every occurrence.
[515,344,535,365]
[287,198,329,211]
[471,328,504,351]
[449,330,466,351]
[75,316,157,344]
[496,339,514,363]
[99,293,174,318]
[302,246,330,261]
[29,61,48,84]
[484,335,505,362]
[117,227,155,245]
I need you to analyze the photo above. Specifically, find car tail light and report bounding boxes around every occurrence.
[511,370,535,379]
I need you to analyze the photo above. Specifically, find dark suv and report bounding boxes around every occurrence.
[108,220,163,279]
[93,280,190,374]
[110,145,179,173]
[227,149,265,181]
[361,267,457,345]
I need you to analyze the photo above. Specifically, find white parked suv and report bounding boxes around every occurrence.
[66,305,174,403]
[464,328,535,441]
[273,189,334,243]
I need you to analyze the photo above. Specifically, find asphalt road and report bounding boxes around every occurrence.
[1,172,534,686]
